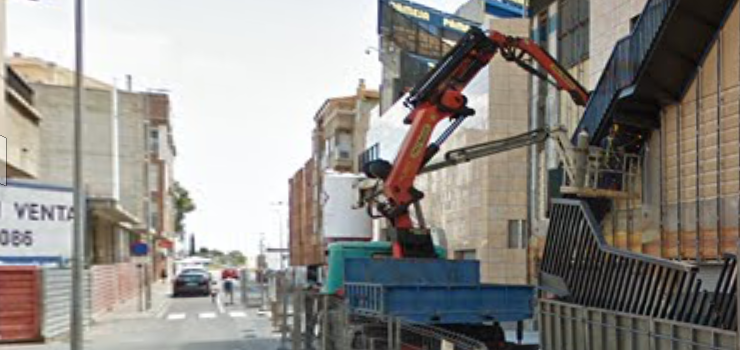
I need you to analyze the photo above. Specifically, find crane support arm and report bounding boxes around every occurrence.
[364,27,588,258]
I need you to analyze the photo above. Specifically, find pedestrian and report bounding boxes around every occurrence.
[210,279,220,303]
[223,275,236,305]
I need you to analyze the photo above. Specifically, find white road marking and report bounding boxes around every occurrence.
[166,313,186,320]
[216,294,225,314]
[229,311,246,318]
[199,312,217,319]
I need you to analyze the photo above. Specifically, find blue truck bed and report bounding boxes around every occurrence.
[343,258,535,325]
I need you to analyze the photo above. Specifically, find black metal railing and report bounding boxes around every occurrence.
[574,0,673,143]
[6,66,34,105]
[541,199,738,330]
[358,143,381,172]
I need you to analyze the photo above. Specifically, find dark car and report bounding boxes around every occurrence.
[181,268,212,281]
[173,273,210,297]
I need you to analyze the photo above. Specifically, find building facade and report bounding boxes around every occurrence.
[9,56,177,271]
[289,82,379,267]
[4,66,41,179]
[144,92,178,280]
[1,1,42,181]
[528,0,740,270]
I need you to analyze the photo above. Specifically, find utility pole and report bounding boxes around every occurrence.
[71,0,86,349]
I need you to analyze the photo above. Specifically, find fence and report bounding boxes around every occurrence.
[0,266,41,343]
[540,299,737,350]
[40,269,92,339]
[90,262,140,318]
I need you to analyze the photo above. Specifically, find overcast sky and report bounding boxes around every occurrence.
[7,0,467,260]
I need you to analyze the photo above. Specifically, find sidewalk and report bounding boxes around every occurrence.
[2,283,172,350]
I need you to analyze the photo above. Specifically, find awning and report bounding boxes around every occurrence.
[88,197,140,227]
[158,239,174,250]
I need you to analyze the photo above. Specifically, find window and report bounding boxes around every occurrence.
[558,0,590,68]
[508,220,527,249]
[454,249,476,260]
[149,128,160,156]
[335,132,353,160]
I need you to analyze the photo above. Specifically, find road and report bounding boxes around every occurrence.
[7,287,282,350]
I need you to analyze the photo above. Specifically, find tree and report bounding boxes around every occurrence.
[173,181,196,234]
[226,250,247,266]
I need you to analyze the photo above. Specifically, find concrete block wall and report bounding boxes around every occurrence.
[604,3,740,261]
[117,91,147,221]
[31,83,147,223]
[589,0,649,90]
[32,84,115,197]
[6,93,40,178]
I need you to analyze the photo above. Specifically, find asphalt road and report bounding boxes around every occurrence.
[91,291,281,350]
[8,288,282,350]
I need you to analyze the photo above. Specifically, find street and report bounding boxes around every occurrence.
[5,288,281,350]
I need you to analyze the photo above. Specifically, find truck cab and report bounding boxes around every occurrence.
[322,241,446,295]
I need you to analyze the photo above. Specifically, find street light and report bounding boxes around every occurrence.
[71,1,85,350]
[271,201,287,269]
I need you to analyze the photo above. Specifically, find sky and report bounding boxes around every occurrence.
[6,0,468,260]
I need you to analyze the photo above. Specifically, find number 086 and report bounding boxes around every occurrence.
[0,229,33,247]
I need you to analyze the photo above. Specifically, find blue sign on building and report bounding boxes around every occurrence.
[131,242,149,256]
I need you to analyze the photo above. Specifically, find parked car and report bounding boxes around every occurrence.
[173,272,211,297]
[181,268,211,281]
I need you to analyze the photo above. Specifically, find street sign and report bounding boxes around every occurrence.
[0,181,74,263]
[131,242,149,256]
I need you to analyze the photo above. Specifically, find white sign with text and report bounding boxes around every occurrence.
[0,182,74,259]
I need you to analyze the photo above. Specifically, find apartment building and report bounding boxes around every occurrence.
[9,55,172,267]
[289,82,379,267]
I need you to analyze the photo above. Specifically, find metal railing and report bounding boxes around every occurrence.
[575,0,673,142]
[350,314,488,350]
[6,67,34,105]
[541,199,738,331]
[358,143,381,171]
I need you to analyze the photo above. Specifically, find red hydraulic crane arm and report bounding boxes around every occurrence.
[364,27,589,258]
[488,31,590,107]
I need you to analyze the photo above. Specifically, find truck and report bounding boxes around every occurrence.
[299,25,592,350]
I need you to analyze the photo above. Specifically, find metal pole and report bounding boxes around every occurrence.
[292,286,303,350]
[71,0,86,349]
[736,241,740,350]
[278,272,289,350]
[240,269,248,307]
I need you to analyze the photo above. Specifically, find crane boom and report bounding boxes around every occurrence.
[363,26,589,258]
[420,128,551,174]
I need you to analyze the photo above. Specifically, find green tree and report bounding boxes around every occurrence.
[226,250,247,266]
[174,181,196,234]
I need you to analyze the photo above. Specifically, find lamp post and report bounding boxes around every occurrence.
[71,0,86,349]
